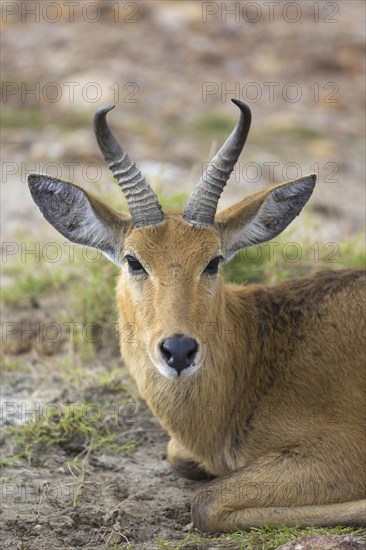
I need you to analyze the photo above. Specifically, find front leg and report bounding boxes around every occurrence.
[167,439,214,481]
[192,451,366,531]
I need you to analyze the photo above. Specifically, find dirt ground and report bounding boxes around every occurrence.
[1,291,204,549]
[1,1,365,549]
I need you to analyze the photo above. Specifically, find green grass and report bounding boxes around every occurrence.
[226,525,365,549]
[155,526,365,549]
[336,235,366,269]
[223,213,366,284]
[1,106,90,129]
[2,401,134,471]
[223,229,365,285]
[1,400,135,506]
[0,357,27,373]
[157,189,189,211]
[192,112,237,142]
[1,267,72,305]
[253,124,324,150]
[68,258,118,327]
[2,241,119,356]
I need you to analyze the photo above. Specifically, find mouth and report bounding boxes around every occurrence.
[151,360,202,379]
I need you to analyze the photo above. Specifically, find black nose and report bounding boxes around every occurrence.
[160,335,198,375]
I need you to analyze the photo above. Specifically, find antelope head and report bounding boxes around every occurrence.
[28,100,316,380]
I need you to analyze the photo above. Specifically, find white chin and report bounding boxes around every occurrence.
[154,363,202,379]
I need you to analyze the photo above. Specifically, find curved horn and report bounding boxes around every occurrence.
[94,105,165,227]
[183,99,252,226]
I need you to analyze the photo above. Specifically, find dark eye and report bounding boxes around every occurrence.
[203,256,221,275]
[125,255,146,275]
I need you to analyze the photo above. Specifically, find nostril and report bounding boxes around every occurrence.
[160,336,198,373]
[160,341,173,363]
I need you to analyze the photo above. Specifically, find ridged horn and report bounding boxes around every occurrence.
[94,104,165,227]
[183,99,252,226]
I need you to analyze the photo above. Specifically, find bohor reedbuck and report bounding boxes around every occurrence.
[28,99,365,531]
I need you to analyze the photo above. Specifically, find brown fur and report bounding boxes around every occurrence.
[115,214,366,531]
[29,175,366,531]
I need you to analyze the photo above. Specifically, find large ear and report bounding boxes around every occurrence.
[28,174,131,265]
[215,174,316,258]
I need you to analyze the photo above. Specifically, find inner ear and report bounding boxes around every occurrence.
[215,175,316,255]
[28,174,131,266]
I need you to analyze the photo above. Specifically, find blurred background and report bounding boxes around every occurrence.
[2,0,365,244]
[1,2,366,548]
